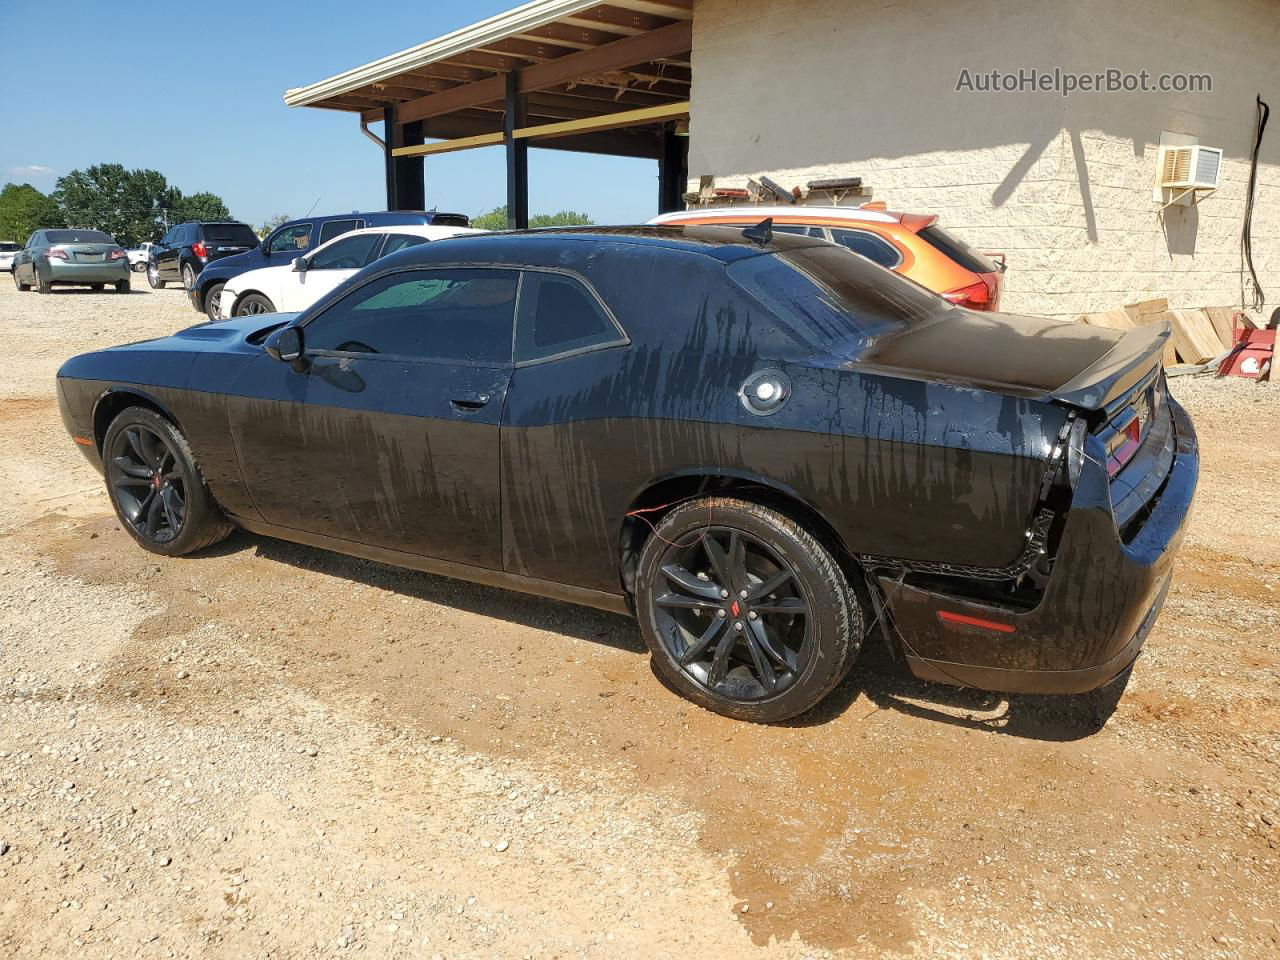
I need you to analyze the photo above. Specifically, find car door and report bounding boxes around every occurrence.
[17,232,39,281]
[280,232,384,312]
[155,227,180,279]
[227,265,520,569]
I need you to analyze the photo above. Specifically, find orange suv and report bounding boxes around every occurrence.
[650,204,1005,311]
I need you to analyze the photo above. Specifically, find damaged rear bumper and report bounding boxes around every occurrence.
[881,396,1198,695]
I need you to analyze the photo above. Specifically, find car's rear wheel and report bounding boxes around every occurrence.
[635,497,862,723]
[233,293,275,316]
[35,269,51,294]
[103,407,233,557]
[181,263,196,290]
[115,280,130,293]
[90,283,104,292]
[204,281,226,322]
[147,263,166,289]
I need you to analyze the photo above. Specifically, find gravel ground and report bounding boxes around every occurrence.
[0,276,1277,959]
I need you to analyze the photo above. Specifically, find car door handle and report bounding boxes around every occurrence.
[450,394,490,411]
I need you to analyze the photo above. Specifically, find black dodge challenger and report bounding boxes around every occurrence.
[57,225,1198,722]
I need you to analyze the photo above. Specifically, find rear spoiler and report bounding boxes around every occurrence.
[1050,322,1170,411]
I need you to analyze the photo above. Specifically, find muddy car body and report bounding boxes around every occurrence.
[56,226,1198,722]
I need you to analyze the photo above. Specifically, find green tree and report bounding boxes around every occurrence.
[472,205,594,230]
[51,164,233,247]
[0,183,64,241]
[171,192,232,225]
[256,213,291,238]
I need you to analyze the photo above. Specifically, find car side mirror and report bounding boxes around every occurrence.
[293,257,308,273]
[264,326,308,372]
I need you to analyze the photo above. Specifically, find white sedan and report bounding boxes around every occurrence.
[217,224,481,319]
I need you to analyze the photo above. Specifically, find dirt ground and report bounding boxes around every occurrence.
[0,274,1277,960]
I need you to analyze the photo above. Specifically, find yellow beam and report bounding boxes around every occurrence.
[513,100,689,141]
[393,130,505,157]
[392,100,689,157]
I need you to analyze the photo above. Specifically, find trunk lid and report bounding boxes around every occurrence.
[859,310,1169,411]
[63,243,122,264]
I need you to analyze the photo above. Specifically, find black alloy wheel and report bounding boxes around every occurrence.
[653,527,811,699]
[102,407,233,556]
[204,281,225,322]
[636,497,862,723]
[107,423,187,544]
[233,293,275,316]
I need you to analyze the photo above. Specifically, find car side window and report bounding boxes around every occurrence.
[828,228,902,269]
[269,224,313,254]
[317,218,362,245]
[308,233,382,271]
[26,232,40,248]
[305,268,519,363]
[515,271,624,363]
[380,233,429,256]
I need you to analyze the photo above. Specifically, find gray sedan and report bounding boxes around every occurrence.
[12,229,131,294]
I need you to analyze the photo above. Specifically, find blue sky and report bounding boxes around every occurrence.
[1,2,658,227]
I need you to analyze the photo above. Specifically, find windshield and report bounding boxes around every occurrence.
[202,223,259,245]
[728,245,948,357]
[45,230,116,244]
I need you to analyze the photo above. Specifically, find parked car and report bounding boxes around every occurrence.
[126,242,156,272]
[188,210,472,322]
[651,205,1006,310]
[56,224,1197,723]
[0,241,20,272]
[218,224,482,318]
[147,221,260,292]
[12,229,131,294]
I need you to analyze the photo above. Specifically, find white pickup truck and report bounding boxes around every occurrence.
[126,242,156,272]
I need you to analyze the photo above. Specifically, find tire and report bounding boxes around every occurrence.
[203,281,226,322]
[102,406,233,557]
[147,262,166,289]
[90,283,104,292]
[131,262,146,272]
[634,496,862,723]
[181,262,196,290]
[35,269,51,294]
[13,269,29,292]
[233,293,276,317]
[115,280,131,293]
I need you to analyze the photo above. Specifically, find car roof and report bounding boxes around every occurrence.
[650,205,915,227]
[388,224,831,264]
[333,224,484,239]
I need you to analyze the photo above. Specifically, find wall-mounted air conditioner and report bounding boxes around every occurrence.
[1155,143,1222,207]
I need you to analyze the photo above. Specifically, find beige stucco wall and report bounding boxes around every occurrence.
[688,0,1280,320]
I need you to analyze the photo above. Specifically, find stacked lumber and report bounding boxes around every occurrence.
[1077,299,1253,366]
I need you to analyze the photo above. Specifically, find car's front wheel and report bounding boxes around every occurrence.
[635,497,862,723]
[102,407,233,557]
[147,263,165,289]
[204,281,226,322]
[233,293,275,316]
[13,269,29,291]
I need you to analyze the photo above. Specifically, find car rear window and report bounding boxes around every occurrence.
[201,223,258,246]
[428,214,471,228]
[45,230,115,244]
[0,242,19,251]
[728,246,947,356]
[917,224,998,274]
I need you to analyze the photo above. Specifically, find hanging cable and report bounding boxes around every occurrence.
[1242,94,1270,312]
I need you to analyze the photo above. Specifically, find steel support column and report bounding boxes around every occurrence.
[658,125,688,214]
[383,104,425,211]
[505,70,529,230]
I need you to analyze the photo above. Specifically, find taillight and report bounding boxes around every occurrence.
[192,241,208,258]
[108,248,127,260]
[941,279,992,310]
[1106,418,1142,476]
[46,247,68,260]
